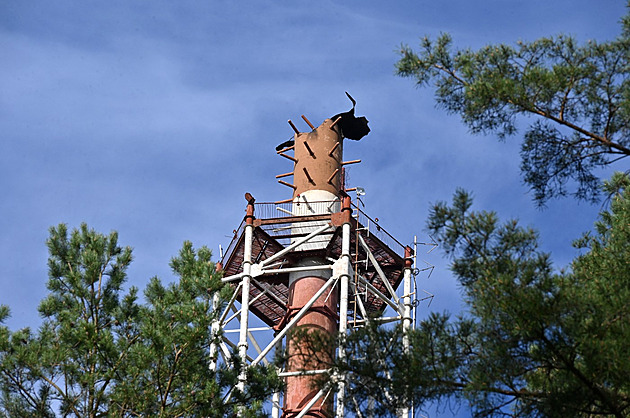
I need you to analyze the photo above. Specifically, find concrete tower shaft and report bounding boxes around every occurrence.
[284,119,345,417]
[291,118,343,199]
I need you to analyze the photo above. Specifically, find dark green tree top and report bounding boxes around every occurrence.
[396,5,630,205]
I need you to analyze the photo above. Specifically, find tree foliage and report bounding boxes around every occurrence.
[0,223,280,417]
[396,6,630,205]
[336,175,630,417]
[329,8,630,416]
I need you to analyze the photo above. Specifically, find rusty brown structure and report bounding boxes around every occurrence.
[217,98,415,417]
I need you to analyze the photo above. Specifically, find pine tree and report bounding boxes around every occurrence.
[0,224,280,417]
[396,4,630,205]
[336,175,630,417]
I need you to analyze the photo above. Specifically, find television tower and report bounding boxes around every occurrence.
[215,94,417,417]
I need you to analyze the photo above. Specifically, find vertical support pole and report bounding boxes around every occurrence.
[237,201,255,409]
[413,235,418,331]
[271,338,283,418]
[336,194,352,417]
[209,290,221,372]
[400,245,414,418]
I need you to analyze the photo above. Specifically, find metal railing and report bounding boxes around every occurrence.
[220,199,407,265]
[351,203,406,253]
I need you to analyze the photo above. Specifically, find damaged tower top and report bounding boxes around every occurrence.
[276,91,370,199]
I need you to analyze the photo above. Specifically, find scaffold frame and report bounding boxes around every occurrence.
[214,198,417,417]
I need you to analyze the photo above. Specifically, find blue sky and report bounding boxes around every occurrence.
[1,1,627,415]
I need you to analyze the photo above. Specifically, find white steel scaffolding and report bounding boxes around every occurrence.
[214,196,423,417]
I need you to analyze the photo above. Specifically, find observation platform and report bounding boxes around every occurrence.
[219,200,406,329]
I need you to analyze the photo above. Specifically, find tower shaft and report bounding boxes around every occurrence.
[284,119,343,417]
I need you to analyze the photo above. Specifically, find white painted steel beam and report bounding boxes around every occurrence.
[349,316,403,326]
[348,280,369,320]
[236,220,253,403]
[252,263,333,277]
[336,220,352,417]
[356,274,402,314]
[400,257,413,418]
[209,292,221,372]
[259,223,333,267]
[221,271,246,283]
[358,234,400,305]
[219,341,232,363]
[247,329,269,366]
[295,386,331,418]
[271,340,283,418]
[250,275,338,366]
[218,282,242,325]
[278,369,330,377]
[223,336,254,363]
[224,326,272,333]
